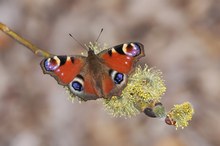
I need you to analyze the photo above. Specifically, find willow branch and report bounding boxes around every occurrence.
[0,22,53,58]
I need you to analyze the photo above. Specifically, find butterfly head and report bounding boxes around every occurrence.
[88,47,94,53]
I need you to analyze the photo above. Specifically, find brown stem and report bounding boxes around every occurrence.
[0,22,53,58]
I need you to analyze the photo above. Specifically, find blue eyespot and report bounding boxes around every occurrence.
[125,43,141,57]
[72,81,83,91]
[44,58,59,71]
[114,73,124,84]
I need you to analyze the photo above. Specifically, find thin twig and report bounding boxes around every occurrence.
[0,22,53,58]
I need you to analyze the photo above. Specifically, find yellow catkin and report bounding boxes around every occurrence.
[168,102,194,129]
[64,43,194,129]
[104,65,166,117]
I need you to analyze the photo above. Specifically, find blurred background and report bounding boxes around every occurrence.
[0,0,220,146]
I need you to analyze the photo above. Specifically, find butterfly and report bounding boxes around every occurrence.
[0,22,145,101]
[40,43,145,101]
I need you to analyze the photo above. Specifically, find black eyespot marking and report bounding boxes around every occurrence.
[127,44,133,49]
[58,56,67,66]
[114,73,124,84]
[70,57,75,63]
[76,74,84,81]
[108,69,113,76]
[114,44,126,55]
[72,81,83,91]
[108,50,112,56]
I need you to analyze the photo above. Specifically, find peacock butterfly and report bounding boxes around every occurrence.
[0,22,145,101]
[41,43,145,101]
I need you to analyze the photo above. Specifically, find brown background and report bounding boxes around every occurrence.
[0,0,220,146]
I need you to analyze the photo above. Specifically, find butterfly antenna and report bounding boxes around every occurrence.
[69,33,88,51]
[95,28,103,42]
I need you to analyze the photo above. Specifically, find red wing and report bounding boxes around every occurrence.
[98,42,145,74]
[75,73,114,100]
[40,55,86,85]
[101,73,115,96]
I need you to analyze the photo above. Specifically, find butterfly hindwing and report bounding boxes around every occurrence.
[67,72,100,100]
[66,62,126,101]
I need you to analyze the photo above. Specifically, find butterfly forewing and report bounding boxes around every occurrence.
[98,42,145,74]
[40,55,86,85]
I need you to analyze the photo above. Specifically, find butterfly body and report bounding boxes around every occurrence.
[41,42,145,101]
